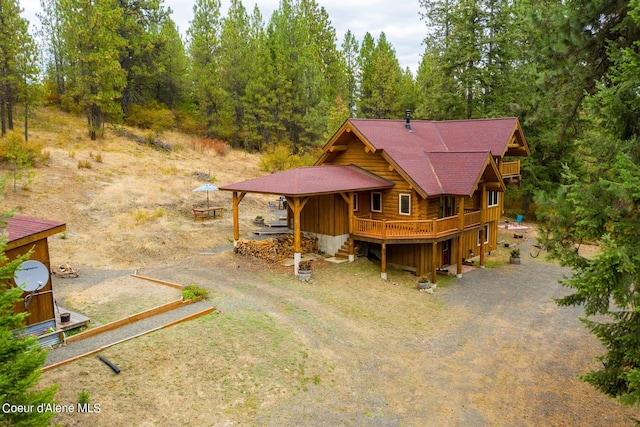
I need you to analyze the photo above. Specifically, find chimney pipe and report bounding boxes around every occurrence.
[405,110,412,130]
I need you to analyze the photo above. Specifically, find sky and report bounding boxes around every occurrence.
[19,0,427,74]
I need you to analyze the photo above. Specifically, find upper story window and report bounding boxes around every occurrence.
[371,192,382,213]
[399,193,411,215]
[488,191,499,207]
[440,196,455,217]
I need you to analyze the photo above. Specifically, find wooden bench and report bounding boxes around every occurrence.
[192,207,223,220]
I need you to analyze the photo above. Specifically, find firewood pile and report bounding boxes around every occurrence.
[52,262,79,278]
[234,234,318,263]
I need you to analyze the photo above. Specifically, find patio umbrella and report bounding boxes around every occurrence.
[192,183,218,208]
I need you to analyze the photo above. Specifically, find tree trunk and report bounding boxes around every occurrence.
[24,91,28,141]
[87,104,101,140]
[0,90,6,136]
[7,84,14,130]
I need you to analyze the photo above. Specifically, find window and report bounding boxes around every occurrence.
[440,196,455,217]
[477,224,489,246]
[488,191,499,207]
[399,193,411,215]
[371,192,382,212]
[353,193,359,211]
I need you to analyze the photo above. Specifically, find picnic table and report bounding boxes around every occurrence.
[192,207,223,220]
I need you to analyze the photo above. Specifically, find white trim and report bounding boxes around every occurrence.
[371,192,382,213]
[477,224,489,246]
[488,191,499,207]
[399,193,411,215]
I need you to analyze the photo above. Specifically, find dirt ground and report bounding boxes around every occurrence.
[4,109,640,425]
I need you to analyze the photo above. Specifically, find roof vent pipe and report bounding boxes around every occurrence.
[405,110,412,131]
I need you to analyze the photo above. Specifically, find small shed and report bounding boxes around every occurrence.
[4,215,66,346]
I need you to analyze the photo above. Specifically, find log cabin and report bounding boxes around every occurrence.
[221,115,529,283]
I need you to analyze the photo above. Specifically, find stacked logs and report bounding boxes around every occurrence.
[234,234,318,263]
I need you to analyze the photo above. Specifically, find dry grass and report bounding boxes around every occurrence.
[2,107,267,269]
[5,107,638,425]
[54,276,181,326]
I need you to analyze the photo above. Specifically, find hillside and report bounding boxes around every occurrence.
[2,107,268,269]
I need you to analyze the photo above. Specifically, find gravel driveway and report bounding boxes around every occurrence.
[43,234,640,426]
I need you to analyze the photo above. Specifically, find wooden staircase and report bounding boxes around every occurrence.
[336,240,351,259]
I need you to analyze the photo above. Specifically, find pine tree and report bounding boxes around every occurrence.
[58,0,126,140]
[358,32,402,119]
[0,0,36,136]
[154,17,188,110]
[539,0,640,407]
[240,5,273,151]
[188,0,228,138]
[0,224,58,426]
[117,0,170,112]
[341,30,359,117]
[219,0,251,147]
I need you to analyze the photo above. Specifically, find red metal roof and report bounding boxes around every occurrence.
[344,118,521,196]
[2,215,67,250]
[348,117,522,155]
[220,165,394,196]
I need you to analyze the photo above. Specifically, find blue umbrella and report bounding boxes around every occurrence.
[193,183,218,208]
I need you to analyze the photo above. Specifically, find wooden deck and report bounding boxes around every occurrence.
[353,210,482,241]
[55,307,91,332]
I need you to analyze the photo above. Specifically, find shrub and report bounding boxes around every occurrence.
[0,133,45,166]
[125,101,175,132]
[181,285,210,301]
[260,144,304,172]
[212,140,229,156]
[77,159,91,169]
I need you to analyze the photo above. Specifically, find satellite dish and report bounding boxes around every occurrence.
[14,260,49,292]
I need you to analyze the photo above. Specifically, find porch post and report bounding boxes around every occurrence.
[292,197,302,275]
[381,242,387,280]
[431,241,438,284]
[288,196,309,275]
[232,191,246,246]
[479,227,486,268]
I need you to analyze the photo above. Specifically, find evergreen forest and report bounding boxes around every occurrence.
[1,0,640,408]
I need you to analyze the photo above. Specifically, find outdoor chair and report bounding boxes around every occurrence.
[515,214,523,225]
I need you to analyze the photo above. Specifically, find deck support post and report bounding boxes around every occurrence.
[381,242,387,280]
[456,235,463,278]
[456,197,465,278]
[232,191,246,246]
[431,242,438,284]
[417,243,426,277]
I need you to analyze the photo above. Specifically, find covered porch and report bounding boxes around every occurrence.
[220,165,395,275]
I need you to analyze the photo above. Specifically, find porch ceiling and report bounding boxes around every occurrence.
[219,164,394,197]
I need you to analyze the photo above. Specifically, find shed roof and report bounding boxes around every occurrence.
[3,215,67,251]
[219,164,394,196]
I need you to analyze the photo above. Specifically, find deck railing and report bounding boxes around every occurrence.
[354,210,482,240]
[501,160,520,177]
